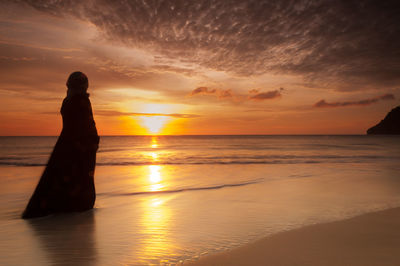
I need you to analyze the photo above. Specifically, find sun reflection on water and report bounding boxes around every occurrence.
[139,196,175,261]
[151,136,158,148]
[147,137,165,191]
[149,165,161,183]
[148,165,164,191]
[138,138,176,262]
[150,152,158,160]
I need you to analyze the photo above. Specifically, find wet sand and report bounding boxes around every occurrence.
[189,207,400,266]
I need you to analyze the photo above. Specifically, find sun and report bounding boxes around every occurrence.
[138,104,172,135]
[140,116,169,134]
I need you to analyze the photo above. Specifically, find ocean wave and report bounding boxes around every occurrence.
[0,156,391,167]
[97,179,264,197]
[0,157,29,161]
[97,148,127,153]
[0,162,45,166]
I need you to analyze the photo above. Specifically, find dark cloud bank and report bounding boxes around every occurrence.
[190,87,233,99]
[249,88,283,101]
[314,93,395,108]
[16,0,400,89]
[190,86,282,102]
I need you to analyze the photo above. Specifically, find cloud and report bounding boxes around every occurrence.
[191,86,283,102]
[17,0,400,90]
[191,87,216,96]
[190,86,233,99]
[249,88,283,101]
[151,64,198,76]
[0,55,36,61]
[95,110,200,118]
[314,94,395,108]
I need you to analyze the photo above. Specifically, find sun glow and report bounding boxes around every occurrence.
[138,104,173,135]
[140,116,169,134]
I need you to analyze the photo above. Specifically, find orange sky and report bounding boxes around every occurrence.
[0,1,399,135]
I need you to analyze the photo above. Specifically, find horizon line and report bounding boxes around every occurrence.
[0,134,372,137]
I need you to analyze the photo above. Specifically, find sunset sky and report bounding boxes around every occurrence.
[1,0,399,135]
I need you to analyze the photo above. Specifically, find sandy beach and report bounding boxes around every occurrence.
[189,207,400,266]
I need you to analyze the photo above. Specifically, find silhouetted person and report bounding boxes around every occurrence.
[22,72,99,219]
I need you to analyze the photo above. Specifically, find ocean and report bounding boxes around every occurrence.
[0,135,399,265]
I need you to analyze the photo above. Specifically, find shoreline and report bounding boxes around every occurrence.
[188,207,400,266]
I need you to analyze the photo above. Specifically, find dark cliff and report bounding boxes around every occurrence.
[367,106,400,134]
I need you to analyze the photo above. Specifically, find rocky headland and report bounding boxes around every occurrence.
[367,106,400,134]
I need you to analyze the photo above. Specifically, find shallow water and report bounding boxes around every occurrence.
[0,136,400,265]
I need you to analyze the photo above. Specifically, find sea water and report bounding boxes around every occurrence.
[0,135,399,265]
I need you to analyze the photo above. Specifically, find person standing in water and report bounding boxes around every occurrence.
[22,72,99,219]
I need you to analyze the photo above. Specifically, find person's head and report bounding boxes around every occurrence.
[66,71,88,94]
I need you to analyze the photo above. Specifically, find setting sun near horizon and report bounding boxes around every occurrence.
[121,103,188,135]
[138,104,172,135]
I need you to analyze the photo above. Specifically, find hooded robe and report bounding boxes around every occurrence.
[22,93,99,219]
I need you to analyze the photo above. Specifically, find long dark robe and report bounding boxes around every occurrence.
[22,93,99,219]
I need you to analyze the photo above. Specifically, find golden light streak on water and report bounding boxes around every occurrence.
[149,165,161,183]
[150,152,158,160]
[151,136,158,148]
[138,196,175,262]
